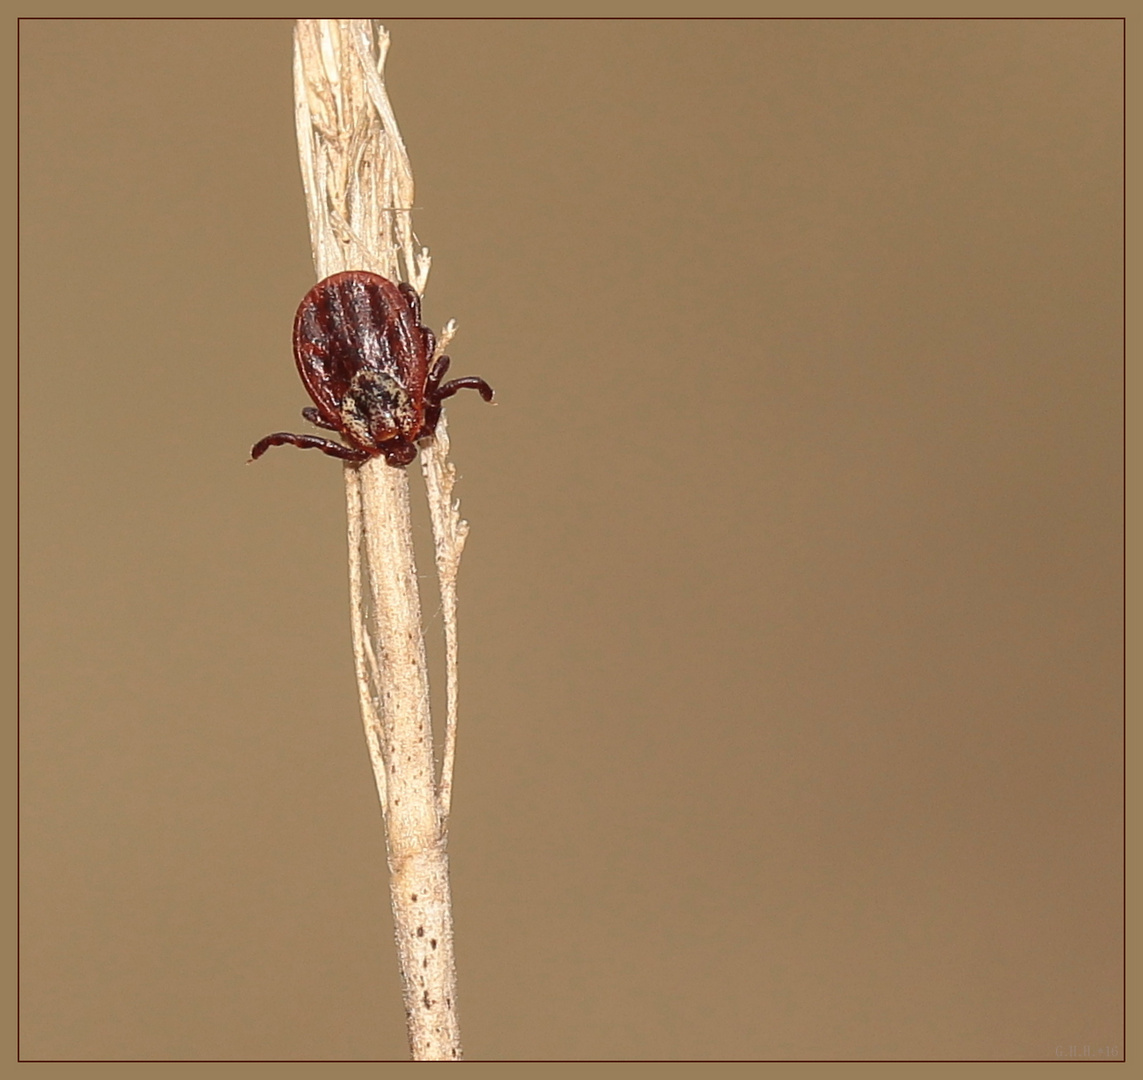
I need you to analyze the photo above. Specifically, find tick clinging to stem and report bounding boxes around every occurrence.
[252,271,494,468]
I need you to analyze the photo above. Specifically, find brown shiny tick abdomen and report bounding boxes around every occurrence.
[251,271,493,468]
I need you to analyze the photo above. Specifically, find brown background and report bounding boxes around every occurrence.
[19,18,1122,1062]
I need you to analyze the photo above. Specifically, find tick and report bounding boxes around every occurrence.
[251,271,494,467]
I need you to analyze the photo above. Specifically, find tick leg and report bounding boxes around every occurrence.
[434,376,494,403]
[397,281,422,324]
[302,406,339,430]
[422,327,437,362]
[420,401,443,441]
[426,353,451,393]
[250,432,371,464]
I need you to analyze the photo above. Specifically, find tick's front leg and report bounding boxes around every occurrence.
[302,406,339,430]
[250,432,371,463]
[434,376,495,403]
[419,372,495,443]
[426,353,451,395]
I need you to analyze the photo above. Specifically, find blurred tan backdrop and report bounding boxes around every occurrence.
[19,18,1122,1061]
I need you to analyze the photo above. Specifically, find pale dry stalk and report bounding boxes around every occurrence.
[293,18,469,1060]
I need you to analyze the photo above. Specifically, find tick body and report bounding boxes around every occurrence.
[251,271,493,468]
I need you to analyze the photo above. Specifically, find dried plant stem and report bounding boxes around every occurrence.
[420,320,467,821]
[294,19,466,1060]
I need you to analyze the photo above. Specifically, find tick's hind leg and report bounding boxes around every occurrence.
[397,281,422,324]
[302,406,339,430]
[250,432,370,464]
